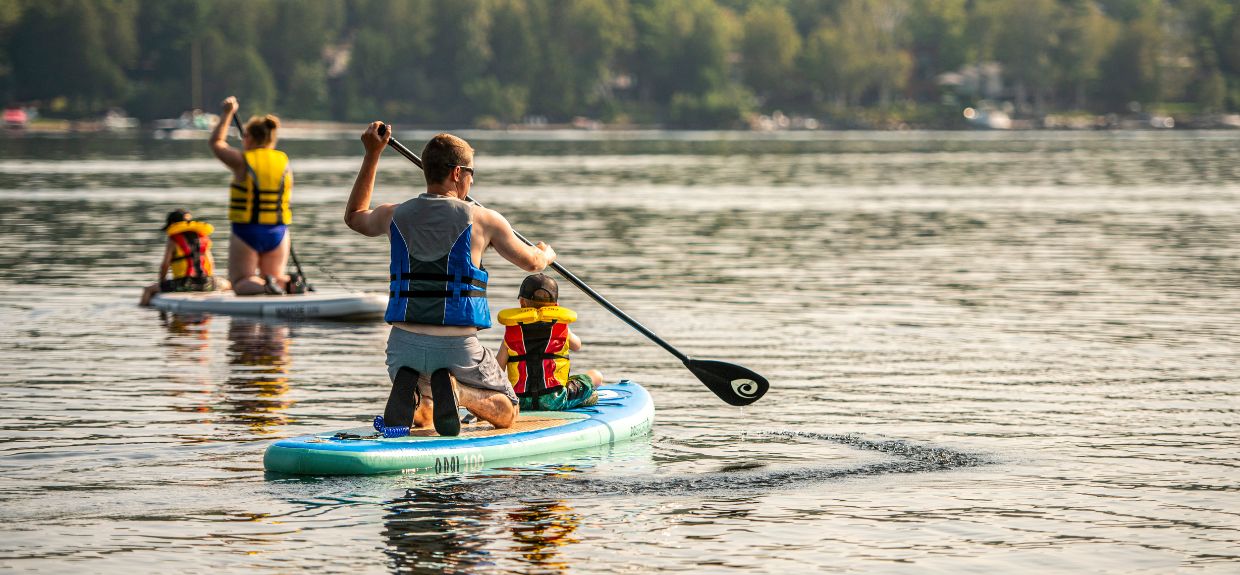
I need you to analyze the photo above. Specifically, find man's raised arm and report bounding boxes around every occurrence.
[345,122,398,237]
[477,208,556,272]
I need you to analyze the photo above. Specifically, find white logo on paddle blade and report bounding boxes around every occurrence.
[731,379,759,398]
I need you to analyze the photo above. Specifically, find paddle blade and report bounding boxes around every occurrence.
[684,359,769,406]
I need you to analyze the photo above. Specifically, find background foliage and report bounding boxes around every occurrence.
[1,0,1238,127]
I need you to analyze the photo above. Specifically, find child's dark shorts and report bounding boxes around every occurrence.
[519,374,596,412]
[159,276,222,293]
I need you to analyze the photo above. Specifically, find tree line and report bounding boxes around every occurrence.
[0,0,1237,128]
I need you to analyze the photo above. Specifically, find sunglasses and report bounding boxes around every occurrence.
[447,164,474,178]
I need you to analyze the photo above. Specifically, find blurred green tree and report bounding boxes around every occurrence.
[802,0,909,108]
[7,0,139,114]
[740,5,801,96]
[630,0,736,103]
[261,0,344,119]
[976,0,1061,114]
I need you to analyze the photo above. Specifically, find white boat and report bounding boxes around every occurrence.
[150,290,387,320]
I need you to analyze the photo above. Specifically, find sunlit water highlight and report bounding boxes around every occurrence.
[1,131,1238,573]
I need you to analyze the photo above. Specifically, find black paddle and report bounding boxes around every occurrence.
[231,110,315,292]
[375,124,769,406]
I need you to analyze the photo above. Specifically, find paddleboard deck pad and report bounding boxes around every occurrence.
[264,381,654,475]
[150,290,386,320]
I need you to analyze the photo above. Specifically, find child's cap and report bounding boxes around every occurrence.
[519,274,558,304]
[162,209,191,229]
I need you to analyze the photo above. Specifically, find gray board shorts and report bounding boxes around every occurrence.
[385,327,519,405]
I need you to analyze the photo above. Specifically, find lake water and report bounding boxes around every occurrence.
[1,130,1238,573]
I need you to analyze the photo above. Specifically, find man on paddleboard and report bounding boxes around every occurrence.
[345,124,556,436]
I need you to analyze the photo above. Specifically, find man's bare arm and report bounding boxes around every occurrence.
[209,97,244,170]
[476,208,555,272]
[344,121,398,237]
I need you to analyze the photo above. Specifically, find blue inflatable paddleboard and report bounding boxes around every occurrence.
[264,381,654,475]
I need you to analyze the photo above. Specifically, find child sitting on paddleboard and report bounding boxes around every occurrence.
[496,274,600,411]
[140,209,232,306]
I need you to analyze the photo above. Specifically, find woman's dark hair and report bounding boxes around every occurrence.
[244,114,280,146]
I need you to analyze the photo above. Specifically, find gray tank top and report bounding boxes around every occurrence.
[392,193,475,261]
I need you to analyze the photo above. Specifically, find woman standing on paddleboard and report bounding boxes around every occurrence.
[208,96,306,295]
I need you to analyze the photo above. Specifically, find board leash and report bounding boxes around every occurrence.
[298,255,357,293]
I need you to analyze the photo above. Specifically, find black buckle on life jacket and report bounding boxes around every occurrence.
[390,273,487,289]
[506,351,564,363]
[390,290,487,299]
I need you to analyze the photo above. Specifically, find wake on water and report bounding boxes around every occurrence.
[403,431,986,503]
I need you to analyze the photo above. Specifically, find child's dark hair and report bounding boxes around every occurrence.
[519,274,558,306]
[162,209,190,229]
[244,115,280,146]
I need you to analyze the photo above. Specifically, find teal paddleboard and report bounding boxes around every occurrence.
[263,381,654,476]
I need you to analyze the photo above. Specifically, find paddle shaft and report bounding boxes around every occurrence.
[379,127,690,363]
[478,201,691,364]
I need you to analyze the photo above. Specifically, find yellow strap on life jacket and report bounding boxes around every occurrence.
[165,221,214,237]
[497,306,577,326]
[229,148,292,225]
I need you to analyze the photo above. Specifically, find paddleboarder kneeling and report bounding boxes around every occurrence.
[140,209,232,306]
[345,123,556,437]
[209,96,306,296]
[497,274,601,411]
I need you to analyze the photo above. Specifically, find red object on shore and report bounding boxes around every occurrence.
[2,108,28,127]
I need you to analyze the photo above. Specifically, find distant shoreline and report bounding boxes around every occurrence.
[7,114,1240,140]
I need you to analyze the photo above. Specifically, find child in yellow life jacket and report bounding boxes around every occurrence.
[140,209,232,306]
[497,274,601,411]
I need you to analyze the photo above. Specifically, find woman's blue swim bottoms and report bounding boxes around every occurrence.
[231,223,288,254]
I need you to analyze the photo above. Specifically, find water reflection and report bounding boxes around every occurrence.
[382,486,496,574]
[160,311,213,365]
[382,483,585,574]
[223,318,293,432]
[506,501,581,571]
[160,312,216,417]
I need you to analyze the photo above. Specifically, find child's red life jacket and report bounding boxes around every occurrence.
[499,306,577,399]
[166,221,214,279]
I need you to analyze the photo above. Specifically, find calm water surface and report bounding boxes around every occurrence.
[1,131,1238,573]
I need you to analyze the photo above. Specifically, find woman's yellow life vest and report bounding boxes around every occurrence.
[166,221,214,279]
[499,306,577,398]
[229,148,292,225]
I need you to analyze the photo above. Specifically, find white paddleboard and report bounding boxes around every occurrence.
[150,290,386,320]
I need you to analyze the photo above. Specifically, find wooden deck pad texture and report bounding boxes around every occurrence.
[405,415,577,438]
